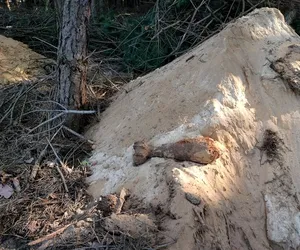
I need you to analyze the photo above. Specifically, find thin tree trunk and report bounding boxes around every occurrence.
[5,0,11,10]
[56,0,91,111]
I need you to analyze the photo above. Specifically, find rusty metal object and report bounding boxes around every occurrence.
[133,136,220,166]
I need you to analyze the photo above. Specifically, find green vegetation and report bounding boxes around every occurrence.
[0,0,299,74]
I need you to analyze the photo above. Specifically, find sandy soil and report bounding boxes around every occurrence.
[0,35,49,85]
[86,8,300,250]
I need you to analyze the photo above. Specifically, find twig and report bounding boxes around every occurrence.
[10,85,26,125]
[28,112,65,134]
[30,127,62,180]
[83,49,97,61]
[47,138,64,167]
[46,137,69,193]
[33,36,58,49]
[193,207,206,226]
[18,92,28,124]
[0,85,25,124]
[28,223,72,246]
[151,20,180,40]
[62,110,96,114]
[115,188,127,214]
[62,125,94,144]
[28,107,95,133]
[30,146,48,180]
[90,224,101,244]
[30,119,65,137]
[73,247,109,250]
[170,0,206,56]
[97,65,127,92]
[34,100,67,111]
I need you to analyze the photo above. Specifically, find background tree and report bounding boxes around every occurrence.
[56,0,91,112]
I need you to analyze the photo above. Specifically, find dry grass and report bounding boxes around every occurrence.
[261,129,284,164]
[0,73,94,248]
[0,164,89,240]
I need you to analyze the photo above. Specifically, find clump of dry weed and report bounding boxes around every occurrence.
[261,129,284,164]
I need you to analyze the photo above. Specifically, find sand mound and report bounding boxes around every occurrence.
[0,35,50,85]
[86,8,300,249]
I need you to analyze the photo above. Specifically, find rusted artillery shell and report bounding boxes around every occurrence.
[133,136,220,166]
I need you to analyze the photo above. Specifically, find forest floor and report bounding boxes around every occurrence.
[0,35,150,250]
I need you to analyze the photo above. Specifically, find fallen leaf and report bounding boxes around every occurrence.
[0,184,14,198]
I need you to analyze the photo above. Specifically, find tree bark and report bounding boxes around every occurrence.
[5,0,11,10]
[56,0,91,110]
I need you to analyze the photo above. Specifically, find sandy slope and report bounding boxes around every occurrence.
[87,8,300,249]
[0,35,48,85]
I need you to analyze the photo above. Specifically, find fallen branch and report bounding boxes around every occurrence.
[28,112,65,134]
[46,138,69,193]
[30,145,48,180]
[115,188,127,214]
[63,110,96,114]
[28,109,95,134]
[28,223,72,246]
[62,125,94,144]
[33,36,58,49]
[30,127,62,180]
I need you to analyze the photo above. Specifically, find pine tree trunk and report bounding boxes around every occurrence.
[5,0,11,10]
[56,0,91,110]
